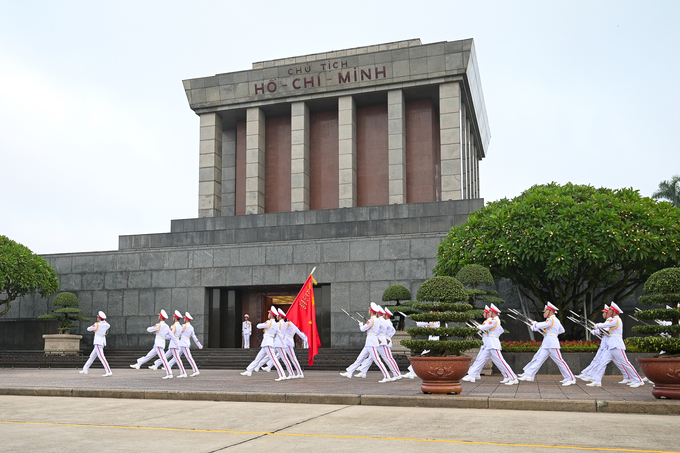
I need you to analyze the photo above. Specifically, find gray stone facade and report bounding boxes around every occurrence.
[7,200,483,350]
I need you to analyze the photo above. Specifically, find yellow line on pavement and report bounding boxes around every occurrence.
[0,420,676,453]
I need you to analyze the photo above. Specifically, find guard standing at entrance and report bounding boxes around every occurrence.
[242,314,252,348]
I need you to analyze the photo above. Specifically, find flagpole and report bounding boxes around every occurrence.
[310,266,316,276]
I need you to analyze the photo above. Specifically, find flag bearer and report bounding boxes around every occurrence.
[241,307,287,381]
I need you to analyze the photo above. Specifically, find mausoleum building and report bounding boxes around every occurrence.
[5,38,490,350]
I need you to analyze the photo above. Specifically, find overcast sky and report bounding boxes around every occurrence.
[1,1,678,255]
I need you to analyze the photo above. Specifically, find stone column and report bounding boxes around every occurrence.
[199,113,222,218]
[388,90,406,204]
[338,96,357,208]
[439,83,462,201]
[221,129,236,216]
[290,102,310,211]
[245,107,265,214]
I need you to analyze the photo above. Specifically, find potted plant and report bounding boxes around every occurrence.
[628,267,680,399]
[455,264,505,374]
[38,291,90,355]
[401,276,482,394]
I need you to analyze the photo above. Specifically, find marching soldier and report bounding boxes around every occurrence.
[340,302,391,383]
[576,304,628,383]
[79,311,112,377]
[585,302,644,388]
[463,304,518,385]
[356,306,401,380]
[242,314,252,348]
[241,306,287,381]
[518,302,576,386]
[278,307,307,378]
[130,309,177,379]
[164,311,203,377]
[150,310,187,377]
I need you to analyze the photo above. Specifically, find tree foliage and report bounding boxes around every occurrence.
[455,264,504,310]
[434,183,680,323]
[0,235,59,317]
[381,284,415,331]
[652,174,680,208]
[401,276,481,356]
[38,291,90,333]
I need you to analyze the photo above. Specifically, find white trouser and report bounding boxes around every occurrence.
[137,346,172,375]
[590,348,642,383]
[83,344,111,374]
[359,345,401,377]
[281,345,303,376]
[348,346,389,378]
[468,346,516,380]
[178,347,199,373]
[243,334,250,349]
[162,348,187,375]
[582,346,627,378]
[523,348,574,380]
[263,348,295,375]
[153,349,173,368]
[248,346,284,377]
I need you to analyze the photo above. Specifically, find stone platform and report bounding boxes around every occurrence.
[1,368,678,416]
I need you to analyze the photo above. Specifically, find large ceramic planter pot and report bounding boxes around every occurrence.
[42,334,82,355]
[638,357,680,399]
[408,356,471,394]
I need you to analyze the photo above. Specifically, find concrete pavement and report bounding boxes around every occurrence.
[1,368,679,415]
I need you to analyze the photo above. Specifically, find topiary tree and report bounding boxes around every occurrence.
[455,264,504,318]
[381,284,416,331]
[628,268,680,355]
[0,235,60,317]
[400,276,482,356]
[435,183,680,326]
[38,292,90,334]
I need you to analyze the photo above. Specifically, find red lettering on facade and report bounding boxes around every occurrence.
[254,83,265,95]
[293,78,302,89]
[338,72,351,84]
[341,61,348,68]
[304,77,314,88]
[360,69,371,81]
[375,66,386,78]
[267,81,277,93]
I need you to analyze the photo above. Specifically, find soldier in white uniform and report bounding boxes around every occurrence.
[463,304,518,385]
[164,311,203,377]
[242,314,252,348]
[340,302,392,383]
[585,302,644,388]
[241,307,287,381]
[277,308,307,378]
[150,310,187,377]
[130,309,178,379]
[356,307,401,380]
[518,302,576,385]
[576,304,627,383]
[79,311,112,377]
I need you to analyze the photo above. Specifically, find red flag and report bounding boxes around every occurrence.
[285,273,321,366]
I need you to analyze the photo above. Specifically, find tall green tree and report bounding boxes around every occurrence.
[434,183,680,324]
[0,235,59,317]
[652,174,680,208]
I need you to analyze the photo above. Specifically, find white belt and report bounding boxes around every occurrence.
[264,333,275,338]
[367,332,378,336]
[95,334,106,338]
[545,333,558,337]
[488,335,500,338]
[286,334,294,338]
[609,334,622,337]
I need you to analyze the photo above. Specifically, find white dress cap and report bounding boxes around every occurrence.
[277,308,286,317]
[384,308,393,317]
[184,312,193,321]
[489,303,500,314]
[97,311,106,319]
[159,309,168,320]
[174,310,183,319]
[546,302,558,312]
[610,302,623,314]
[370,302,381,313]
[270,306,279,317]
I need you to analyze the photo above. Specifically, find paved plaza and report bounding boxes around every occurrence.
[1,368,678,415]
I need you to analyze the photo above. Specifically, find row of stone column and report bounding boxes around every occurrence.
[197,82,480,218]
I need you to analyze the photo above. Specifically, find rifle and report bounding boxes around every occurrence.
[507,308,546,335]
[355,312,367,321]
[342,309,362,324]
[569,310,609,337]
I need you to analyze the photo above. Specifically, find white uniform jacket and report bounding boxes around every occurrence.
[377,317,389,345]
[178,322,202,348]
[166,322,182,349]
[384,319,396,348]
[416,321,440,340]
[478,317,503,350]
[242,320,252,335]
[360,316,382,347]
[532,315,565,349]
[147,322,177,348]
[258,319,278,347]
[595,316,626,350]
[87,321,109,346]
[281,320,308,347]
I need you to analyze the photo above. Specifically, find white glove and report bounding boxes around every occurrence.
[591,328,600,335]
[531,322,538,332]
